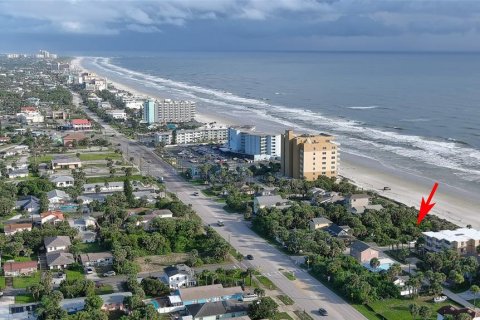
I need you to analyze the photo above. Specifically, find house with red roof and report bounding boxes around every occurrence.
[3,261,38,277]
[40,211,65,225]
[20,106,38,113]
[63,132,87,147]
[71,119,92,131]
[4,223,33,236]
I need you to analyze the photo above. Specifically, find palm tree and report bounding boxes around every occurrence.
[471,285,480,309]
[254,287,265,297]
[244,267,255,286]
[409,303,419,320]
[370,257,380,270]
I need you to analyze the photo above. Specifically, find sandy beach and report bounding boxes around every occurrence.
[72,57,480,228]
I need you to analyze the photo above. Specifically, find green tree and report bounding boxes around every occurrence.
[84,294,103,311]
[418,306,431,320]
[248,297,278,320]
[36,291,67,320]
[369,257,380,270]
[471,285,480,308]
[409,303,419,320]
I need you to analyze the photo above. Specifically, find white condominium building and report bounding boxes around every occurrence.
[228,126,281,161]
[175,126,228,144]
[422,228,480,255]
[155,99,196,123]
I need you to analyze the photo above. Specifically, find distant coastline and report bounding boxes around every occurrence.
[72,56,480,228]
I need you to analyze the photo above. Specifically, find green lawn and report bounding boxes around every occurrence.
[256,275,277,290]
[294,310,314,320]
[0,276,5,289]
[13,272,41,289]
[357,297,459,320]
[76,242,107,253]
[282,271,296,281]
[32,155,53,163]
[79,153,121,161]
[95,284,114,295]
[15,294,35,303]
[277,294,294,305]
[273,312,294,320]
[66,269,85,281]
[1,255,37,262]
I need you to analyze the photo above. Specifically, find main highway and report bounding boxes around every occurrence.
[74,93,366,320]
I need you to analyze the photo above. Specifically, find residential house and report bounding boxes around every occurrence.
[393,276,413,296]
[422,228,480,255]
[345,194,370,209]
[0,136,11,145]
[44,236,71,252]
[39,211,65,225]
[162,264,196,289]
[51,156,82,170]
[177,284,243,306]
[69,216,96,231]
[327,224,352,238]
[4,222,33,235]
[46,251,75,270]
[253,195,290,214]
[83,182,123,193]
[63,132,86,147]
[60,292,132,314]
[71,119,92,131]
[133,190,159,204]
[80,252,114,267]
[309,217,333,231]
[50,175,75,188]
[136,209,173,230]
[106,109,127,120]
[47,189,71,204]
[312,191,344,205]
[351,204,383,215]
[183,300,250,320]
[15,196,40,213]
[3,261,38,277]
[7,168,29,179]
[437,305,480,320]
[350,240,379,264]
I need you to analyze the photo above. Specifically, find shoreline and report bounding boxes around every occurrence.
[72,57,480,228]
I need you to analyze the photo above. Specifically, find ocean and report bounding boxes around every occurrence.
[81,52,480,194]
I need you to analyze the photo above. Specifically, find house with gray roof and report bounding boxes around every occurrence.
[327,224,352,237]
[309,217,333,231]
[162,264,196,289]
[80,252,114,267]
[253,195,290,213]
[50,175,75,188]
[15,196,40,213]
[44,236,71,253]
[350,240,379,263]
[47,189,71,204]
[46,251,75,270]
[51,156,82,170]
[184,300,249,320]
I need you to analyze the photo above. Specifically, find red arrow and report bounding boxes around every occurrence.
[417,182,439,225]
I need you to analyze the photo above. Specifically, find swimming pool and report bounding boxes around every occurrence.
[149,300,160,309]
[58,204,79,212]
[363,258,394,272]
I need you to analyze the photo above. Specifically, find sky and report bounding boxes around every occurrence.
[1,0,480,53]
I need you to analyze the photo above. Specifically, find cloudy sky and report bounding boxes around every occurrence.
[1,0,480,53]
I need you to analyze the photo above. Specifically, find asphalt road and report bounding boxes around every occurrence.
[75,94,366,320]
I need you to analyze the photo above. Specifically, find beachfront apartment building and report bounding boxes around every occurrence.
[155,131,173,145]
[422,228,480,255]
[228,126,281,161]
[106,109,127,120]
[143,99,156,124]
[281,130,339,181]
[156,99,196,123]
[175,126,228,144]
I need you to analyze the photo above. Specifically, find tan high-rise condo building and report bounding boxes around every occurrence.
[281,130,338,181]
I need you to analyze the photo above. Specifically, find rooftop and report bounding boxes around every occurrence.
[423,228,480,242]
[44,236,71,248]
[178,284,243,302]
[3,260,37,272]
[255,195,287,207]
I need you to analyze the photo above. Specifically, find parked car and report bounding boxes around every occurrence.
[383,186,391,191]
[103,271,116,277]
[217,220,224,227]
[85,267,94,274]
[434,296,447,303]
[318,308,328,316]
[193,192,199,196]
[246,254,254,260]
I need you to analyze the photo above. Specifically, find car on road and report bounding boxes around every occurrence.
[383,186,391,191]
[85,267,94,274]
[193,192,199,196]
[217,220,224,226]
[246,254,254,260]
[103,271,116,277]
[318,308,328,316]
